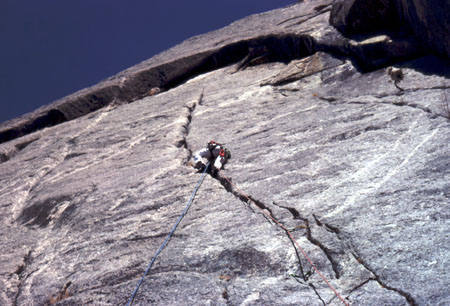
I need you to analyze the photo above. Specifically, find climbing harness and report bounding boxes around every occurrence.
[126,163,210,306]
[221,176,349,306]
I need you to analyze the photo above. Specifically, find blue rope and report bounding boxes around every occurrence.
[126,163,210,305]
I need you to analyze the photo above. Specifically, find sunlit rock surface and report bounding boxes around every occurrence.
[1,0,449,305]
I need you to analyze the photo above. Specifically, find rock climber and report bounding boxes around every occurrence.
[192,140,231,176]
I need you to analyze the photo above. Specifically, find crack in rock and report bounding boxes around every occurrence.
[47,281,72,305]
[276,13,317,26]
[212,174,336,304]
[290,274,330,305]
[317,92,448,119]
[312,214,342,238]
[345,277,376,297]
[1,109,67,145]
[292,212,419,305]
[276,2,332,27]
[213,174,274,220]
[272,203,342,280]
[175,90,204,165]
[283,8,332,29]
[13,250,33,306]
[310,214,418,305]
[288,239,313,283]
[350,250,418,306]
[309,283,327,306]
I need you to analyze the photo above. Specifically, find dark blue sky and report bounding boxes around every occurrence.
[0,1,296,124]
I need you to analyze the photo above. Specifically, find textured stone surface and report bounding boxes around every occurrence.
[1,1,449,305]
[330,0,400,34]
[330,0,450,58]
[397,0,450,58]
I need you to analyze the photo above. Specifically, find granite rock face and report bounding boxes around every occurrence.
[1,1,449,305]
[330,0,450,57]
[329,0,400,34]
[397,0,450,58]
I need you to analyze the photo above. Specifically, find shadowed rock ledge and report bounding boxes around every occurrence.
[0,0,449,305]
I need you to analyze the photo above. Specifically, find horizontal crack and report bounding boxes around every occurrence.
[277,13,315,26]
[277,3,331,26]
[317,93,448,119]
[284,9,332,29]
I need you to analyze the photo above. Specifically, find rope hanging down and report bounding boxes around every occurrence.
[126,163,210,306]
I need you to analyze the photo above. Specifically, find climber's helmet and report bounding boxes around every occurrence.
[207,140,217,150]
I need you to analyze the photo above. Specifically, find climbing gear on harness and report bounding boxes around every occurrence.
[126,163,210,306]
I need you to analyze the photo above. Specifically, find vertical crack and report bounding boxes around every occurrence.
[222,288,230,305]
[175,90,204,165]
[309,283,326,306]
[288,239,312,283]
[13,250,34,306]
[48,281,72,304]
[290,274,328,305]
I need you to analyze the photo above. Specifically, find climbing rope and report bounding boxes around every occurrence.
[126,163,210,306]
[221,176,349,306]
[126,163,347,305]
